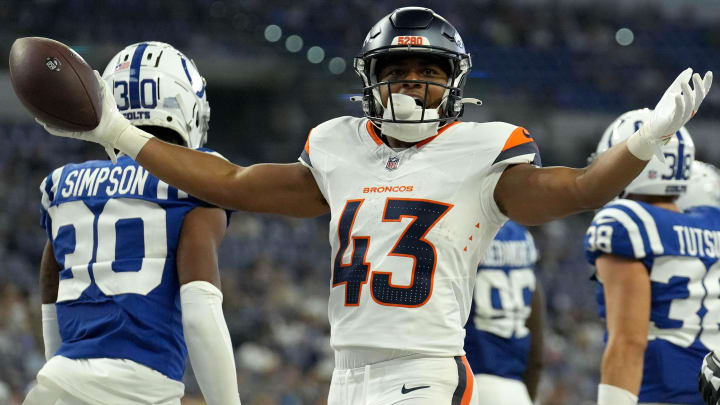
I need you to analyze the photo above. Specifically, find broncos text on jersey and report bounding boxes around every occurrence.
[585,200,720,404]
[299,117,541,359]
[39,150,224,381]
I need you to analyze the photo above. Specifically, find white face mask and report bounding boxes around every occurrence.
[380,93,440,143]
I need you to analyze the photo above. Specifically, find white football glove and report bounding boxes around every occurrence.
[627,68,712,161]
[36,71,153,164]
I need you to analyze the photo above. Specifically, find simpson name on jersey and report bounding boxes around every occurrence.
[585,200,720,404]
[299,117,540,357]
[39,151,222,381]
[465,220,538,380]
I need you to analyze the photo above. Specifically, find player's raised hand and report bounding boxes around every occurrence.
[36,71,132,163]
[700,350,720,405]
[626,68,713,162]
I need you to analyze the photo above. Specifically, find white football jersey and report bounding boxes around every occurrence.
[299,117,540,357]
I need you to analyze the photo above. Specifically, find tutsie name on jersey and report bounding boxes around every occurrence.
[60,166,149,198]
[673,225,720,258]
[363,185,413,193]
[481,239,537,267]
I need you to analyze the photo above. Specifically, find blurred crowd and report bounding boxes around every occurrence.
[2,0,720,114]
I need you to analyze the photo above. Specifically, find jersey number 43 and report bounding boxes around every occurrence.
[333,198,452,308]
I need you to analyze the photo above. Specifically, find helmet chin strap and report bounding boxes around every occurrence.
[381,94,440,143]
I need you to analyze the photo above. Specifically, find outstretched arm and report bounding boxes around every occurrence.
[136,138,328,217]
[495,69,711,225]
[38,72,328,217]
[496,143,645,225]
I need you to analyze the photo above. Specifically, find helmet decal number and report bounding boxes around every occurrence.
[392,36,427,46]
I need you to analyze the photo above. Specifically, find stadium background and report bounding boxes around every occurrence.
[0,0,719,404]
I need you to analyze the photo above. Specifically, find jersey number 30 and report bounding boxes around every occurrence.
[332,198,452,308]
[50,199,167,302]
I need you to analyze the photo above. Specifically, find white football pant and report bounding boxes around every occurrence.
[328,355,478,405]
[474,374,532,405]
[23,356,184,405]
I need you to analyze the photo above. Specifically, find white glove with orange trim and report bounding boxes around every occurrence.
[626,68,712,161]
[36,71,154,164]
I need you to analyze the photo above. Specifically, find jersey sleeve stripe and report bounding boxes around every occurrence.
[502,127,533,152]
[613,200,664,254]
[40,177,50,211]
[299,150,312,168]
[524,229,539,262]
[598,207,647,257]
[299,129,314,167]
[492,142,541,166]
[40,168,63,210]
[157,180,169,200]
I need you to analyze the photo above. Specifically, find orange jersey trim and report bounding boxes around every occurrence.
[501,126,534,152]
[304,129,313,154]
[416,121,461,148]
[366,121,383,145]
[366,120,461,148]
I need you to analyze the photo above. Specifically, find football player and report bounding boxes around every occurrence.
[585,110,720,405]
[464,220,544,404]
[24,42,241,405]
[37,7,712,405]
[685,161,720,405]
[677,161,720,212]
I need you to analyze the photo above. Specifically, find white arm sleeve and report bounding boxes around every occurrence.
[41,304,61,361]
[181,281,241,405]
[597,383,638,405]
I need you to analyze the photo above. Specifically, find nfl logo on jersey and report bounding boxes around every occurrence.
[386,156,399,171]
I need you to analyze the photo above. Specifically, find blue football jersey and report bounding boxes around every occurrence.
[585,199,720,404]
[464,220,538,380]
[39,151,223,381]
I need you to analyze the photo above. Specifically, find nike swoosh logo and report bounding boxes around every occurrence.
[401,384,431,394]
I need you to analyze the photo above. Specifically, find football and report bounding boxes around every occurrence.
[9,37,102,131]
